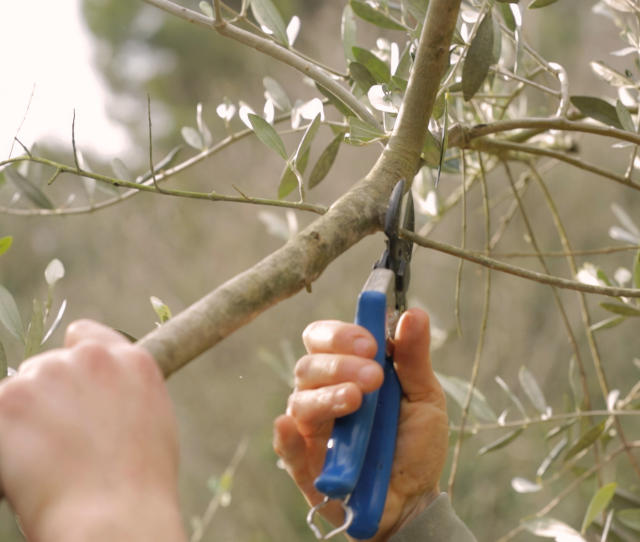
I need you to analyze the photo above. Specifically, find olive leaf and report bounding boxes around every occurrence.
[570,96,623,129]
[349,0,405,31]
[251,0,288,45]
[248,113,287,160]
[462,11,495,101]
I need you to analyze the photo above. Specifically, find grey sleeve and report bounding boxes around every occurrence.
[388,494,477,542]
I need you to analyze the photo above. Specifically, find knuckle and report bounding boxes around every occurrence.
[294,355,312,380]
[73,339,112,366]
[126,346,161,380]
[65,319,97,342]
[286,391,307,422]
[0,379,35,418]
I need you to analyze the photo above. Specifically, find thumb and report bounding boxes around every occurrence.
[392,308,444,405]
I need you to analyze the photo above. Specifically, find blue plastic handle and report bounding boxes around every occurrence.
[314,290,388,498]
[346,360,400,539]
[313,289,402,539]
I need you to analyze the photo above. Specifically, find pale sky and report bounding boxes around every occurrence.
[1,1,129,160]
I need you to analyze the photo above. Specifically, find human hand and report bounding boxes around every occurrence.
[0,320,186,542]
[273,308,448,541]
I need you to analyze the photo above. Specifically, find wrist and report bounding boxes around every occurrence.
[390,489,440,536]
[32,491,187,542]
[358,488,440,542]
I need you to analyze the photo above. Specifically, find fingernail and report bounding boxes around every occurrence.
[358,364,381,388]
[354,337,375,357]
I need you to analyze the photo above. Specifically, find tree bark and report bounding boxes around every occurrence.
[138,0,462,377]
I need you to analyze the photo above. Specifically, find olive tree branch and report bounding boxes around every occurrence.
[503,162,591,412]
[504,161,604,480]
[402,229,640,298]
[448,152,492,499]
[470,138,640,191]
[455,116,640,148]
[0,156,327,215]
[529,165,640,477]
[454,410,640,433]
[497,442,640,542]
[0,116,322,216]
[142,0,379,127]
[492,245,640,258]
[136,0,463,376]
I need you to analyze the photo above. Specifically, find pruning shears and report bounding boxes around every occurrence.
[307,179,415,540]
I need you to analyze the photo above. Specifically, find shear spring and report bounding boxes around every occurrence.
[306,495,354,540]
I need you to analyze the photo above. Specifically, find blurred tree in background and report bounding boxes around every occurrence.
[1,1,640,541]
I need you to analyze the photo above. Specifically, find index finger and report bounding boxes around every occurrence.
[64,319,130,349]
[302,320,377,358]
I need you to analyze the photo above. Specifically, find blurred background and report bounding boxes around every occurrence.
[1,1,639,540]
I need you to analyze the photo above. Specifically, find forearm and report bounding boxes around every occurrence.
[31,493,187,542]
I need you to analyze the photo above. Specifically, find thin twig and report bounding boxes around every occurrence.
[448,152,491,499]
[452,409,640,433]
[46,168,62,186]
[402,230,640,298]
[503,162,590,407]
[488,170,531,250]
[0,115,325,216]
[472,138,640,191]
[454,150,467,337]
[13,138,32,158]
[497,442,640,542]
[212,0,222,25]
[8,83,35,159]
[504,161,602,483]
[142,0,379,127]
[190,436,249,542]
[530,165,640,478]
[147,95,162,192]
[0,156,327,215]
[491,245,640,258]
[71,109,80,172]
[460,116,640,148]
[493,66,561,98]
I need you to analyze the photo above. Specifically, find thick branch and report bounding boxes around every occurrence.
[139,181,383,376]
[381,0,461,173]
[138,0,463,376]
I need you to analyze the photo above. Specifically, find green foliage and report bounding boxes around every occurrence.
[570,96,623,129]
[349,0,405,31]
[4,0,640,540]
[0,236,12,256]
[617,509,640,532]
[150,296,172,324]
[248,114,288,160]
[462,11,494,101]
[528,0,560,8]
[518,366,549,415]
[250,0,289,45]
[5,168,54,209]
[581,482,617,534]
[308,132,343,189]
[563,420,606,463]
[435,371,497,422]
[478,428,524,455]
[0,285,24,342]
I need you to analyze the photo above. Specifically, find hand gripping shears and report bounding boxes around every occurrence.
[307,179,415,540]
